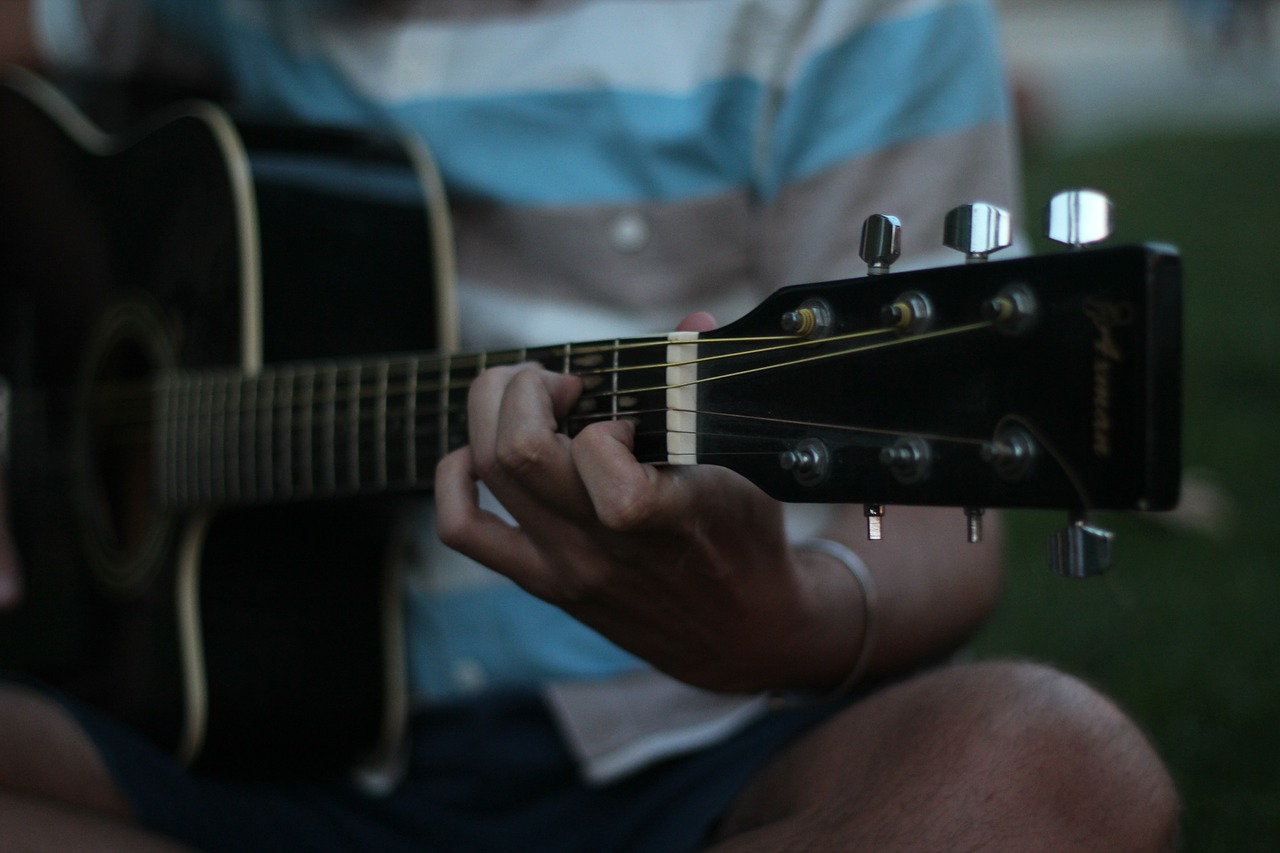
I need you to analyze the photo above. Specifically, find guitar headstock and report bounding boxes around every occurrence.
[691,192,1181,577]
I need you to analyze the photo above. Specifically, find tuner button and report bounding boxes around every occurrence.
[1044,189,1113,248]
[860,214,902,275]
[1047,515,1115,578]
[943,202,1012,262]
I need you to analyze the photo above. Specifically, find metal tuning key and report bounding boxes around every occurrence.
[1044,189,1113,249]
[860,214,901,275]
[943,202,1012,263]
[1048,513,1115,578]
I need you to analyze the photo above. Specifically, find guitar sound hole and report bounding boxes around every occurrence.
[75,299,175,595]
[89,338,158,558]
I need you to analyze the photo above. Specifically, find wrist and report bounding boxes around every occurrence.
[794,538,878,696]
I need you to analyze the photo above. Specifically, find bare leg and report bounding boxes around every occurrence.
[0,684,189,851]
[711,661,1179,852]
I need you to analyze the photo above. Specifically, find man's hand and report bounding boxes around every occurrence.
[434,314,861,694]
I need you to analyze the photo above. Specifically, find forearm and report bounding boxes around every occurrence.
[788,505,1004,693]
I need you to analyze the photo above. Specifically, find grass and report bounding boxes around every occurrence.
[972,132,1280,849]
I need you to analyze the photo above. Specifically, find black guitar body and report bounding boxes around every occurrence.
[0,70,452,778]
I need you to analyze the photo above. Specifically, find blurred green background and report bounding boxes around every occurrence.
[979,2,1280,848]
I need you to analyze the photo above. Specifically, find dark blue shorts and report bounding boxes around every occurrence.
[58,689,847,852]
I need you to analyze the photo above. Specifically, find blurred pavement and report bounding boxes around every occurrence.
[996,0,1280,149]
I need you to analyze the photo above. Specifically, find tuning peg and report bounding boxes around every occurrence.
[943,202,1012,263]
[860,214,901,275]
[1047,513,1114,578]
[1044,189,1113,248]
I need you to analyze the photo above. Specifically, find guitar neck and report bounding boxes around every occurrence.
[155,335,676,508]
[148,243,1180,515]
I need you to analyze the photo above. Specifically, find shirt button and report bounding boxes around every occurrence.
[610,211,650,253]
[451,659,488,693]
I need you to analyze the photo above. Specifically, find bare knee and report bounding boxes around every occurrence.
[0,684,134,819]
[717,660,1179,852]
[949,661,1180,850]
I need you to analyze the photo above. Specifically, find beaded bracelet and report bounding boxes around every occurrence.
[797,538,879,696]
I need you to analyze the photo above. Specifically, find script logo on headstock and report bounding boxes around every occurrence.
[1083,297,1134,459]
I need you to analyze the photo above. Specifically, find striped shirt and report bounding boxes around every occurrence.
[36,0,1018,780]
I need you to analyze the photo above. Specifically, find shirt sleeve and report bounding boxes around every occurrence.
[31,0,97,71]
[30,0,217,88]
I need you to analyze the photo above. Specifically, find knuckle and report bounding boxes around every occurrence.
[494,429,558,478]
[597,483,657,532]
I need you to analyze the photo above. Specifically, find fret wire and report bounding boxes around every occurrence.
[322,366,336,493]
[299,367,314,496]
[157,378,173,505]
[203,374,216,502]
[611,339,620,422]
[180,376,193,505]
[375,361,389,488]
[186,378,196,503]
[279,367,294,498]
[259,370,275,501]
[170,379,180,504]
[208,371,224,499]
[204,374,216,501]
[404,357,418,485]
[243,375,258,500]
[347,364,361,492]
[186,376,197,503]
[437,354,451,467]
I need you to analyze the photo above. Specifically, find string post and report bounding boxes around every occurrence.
[980,424,1038,482]
[982,283,1039,336]
[780,299,833,339]
[965,507,985,543]
[879,435,932,484]
[881,291,933,334]
[779,437,830,487]
[863,503,885,540]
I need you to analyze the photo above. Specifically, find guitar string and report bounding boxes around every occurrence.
[68,319,990,428]
[170,322,1003,502]
[42,320,1015,502]
[57,326,878,414]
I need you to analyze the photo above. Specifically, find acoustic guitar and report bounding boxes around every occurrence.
[0,69,1181,780]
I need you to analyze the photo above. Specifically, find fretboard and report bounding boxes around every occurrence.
[154,336,675,508]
